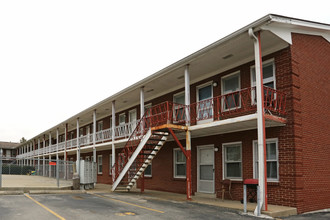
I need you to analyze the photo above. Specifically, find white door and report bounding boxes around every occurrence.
[198,145,214,193]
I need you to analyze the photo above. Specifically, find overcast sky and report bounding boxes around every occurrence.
[0,0,329,142]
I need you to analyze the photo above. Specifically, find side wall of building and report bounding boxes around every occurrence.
[291,33,330,213]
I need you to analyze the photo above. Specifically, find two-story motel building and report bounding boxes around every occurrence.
[16,14,330,214]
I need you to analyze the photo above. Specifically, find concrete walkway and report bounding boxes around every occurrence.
[87,184,297,218]
[0,174,72,191]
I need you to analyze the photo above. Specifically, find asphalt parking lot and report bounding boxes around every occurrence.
[0,193,257,220]
[0,192,328,220]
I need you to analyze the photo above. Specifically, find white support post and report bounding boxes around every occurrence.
[64,124,67,180]
[30,142,32,166]
[111,101,116,178]
[185,64,190,126]
[93,110,96,163]
[56,128,59,187]
[43,136,46,176]
[140,87,145,118]
[49,132,52,178]
[38,138,40,175]
[249,28,267,211]
[56,128,59,161]
[77,118,80,176]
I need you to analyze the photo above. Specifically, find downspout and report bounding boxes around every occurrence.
[248,28,268,213]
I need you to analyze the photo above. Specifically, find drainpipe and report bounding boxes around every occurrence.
[248,28,268,213]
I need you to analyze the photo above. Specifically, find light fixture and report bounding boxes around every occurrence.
[213,82,218,87]
[146,89,154,93]
[177,75,184,79]
[222,54,233,59]
[214,147,219,152]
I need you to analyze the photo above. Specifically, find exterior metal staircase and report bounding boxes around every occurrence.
[111,108,170,191]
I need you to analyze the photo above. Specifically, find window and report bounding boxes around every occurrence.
[173,148,186,178]
[173,92,185,122]
[197,82,213,120]
[223,142,242,180]
[70,131,75,140]
[128,110,137,133]
[144,163,152,177]
[98,155,103,174]
[251,60,276,104]
[109,154,112,175]
[119,113,126,125]
[251,60,275,89]
[253,139,279,181]
[97,121,103,131]
[129,109,137,122]
[79,128,84,137]
[85,156,90,161]
[221,72,240,110]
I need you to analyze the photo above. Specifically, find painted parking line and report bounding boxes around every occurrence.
[24,194,66,220]
[90,193,165,214]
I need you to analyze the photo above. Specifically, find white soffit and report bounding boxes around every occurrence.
[261,17,330,44]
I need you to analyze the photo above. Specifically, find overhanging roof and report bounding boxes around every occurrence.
[19,14,330,147]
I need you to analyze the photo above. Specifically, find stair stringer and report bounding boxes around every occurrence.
[126,132,169,190]
[111,129,152,191]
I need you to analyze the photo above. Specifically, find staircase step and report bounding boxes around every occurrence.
[145,143,162,146]
[142,148,159,151]
[139,153,156,156]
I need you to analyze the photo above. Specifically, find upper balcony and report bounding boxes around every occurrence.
[17,86,286,159]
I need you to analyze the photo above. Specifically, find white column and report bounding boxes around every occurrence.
[185,64,191,126]
[111,101,116,167]
[49,132,52,178]
[93,110,96,163]
[64,124,67,180]
[29,142,32,166]
[43,136,45,176]
[140,87,144,118]
[38,138,40,174]
[249,28,267,211]
[76,118,80,175]
[56,128,59,161]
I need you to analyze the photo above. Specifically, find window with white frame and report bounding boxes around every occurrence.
[119,113,126,125]
[144,103,152,116]
[197,82,213,120]
[223,142,242,179]
[173,91,185,121]
[97,121,103,131]
[173,148,186,178]
[221,72,240,110]
[109,154,112,175]
[253,139,279,181]
[79,128,84,137]
[144,163,152,177]
[251,60,276,104]
[129,109,137,122]
[97,155,103,174]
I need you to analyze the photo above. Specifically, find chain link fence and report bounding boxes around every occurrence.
[0,156,75,188]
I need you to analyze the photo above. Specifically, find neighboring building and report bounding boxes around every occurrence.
[0,141,19,159]
[15,14,330,214]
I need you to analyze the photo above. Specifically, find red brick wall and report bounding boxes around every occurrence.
[291,33,330,213]
[89,46,301,209]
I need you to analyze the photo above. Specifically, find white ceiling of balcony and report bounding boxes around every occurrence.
[37,29,289,139]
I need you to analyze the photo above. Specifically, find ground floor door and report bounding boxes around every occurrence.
[197,145,214,193]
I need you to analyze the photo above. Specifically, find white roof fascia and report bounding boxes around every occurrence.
[261,15,330,44]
